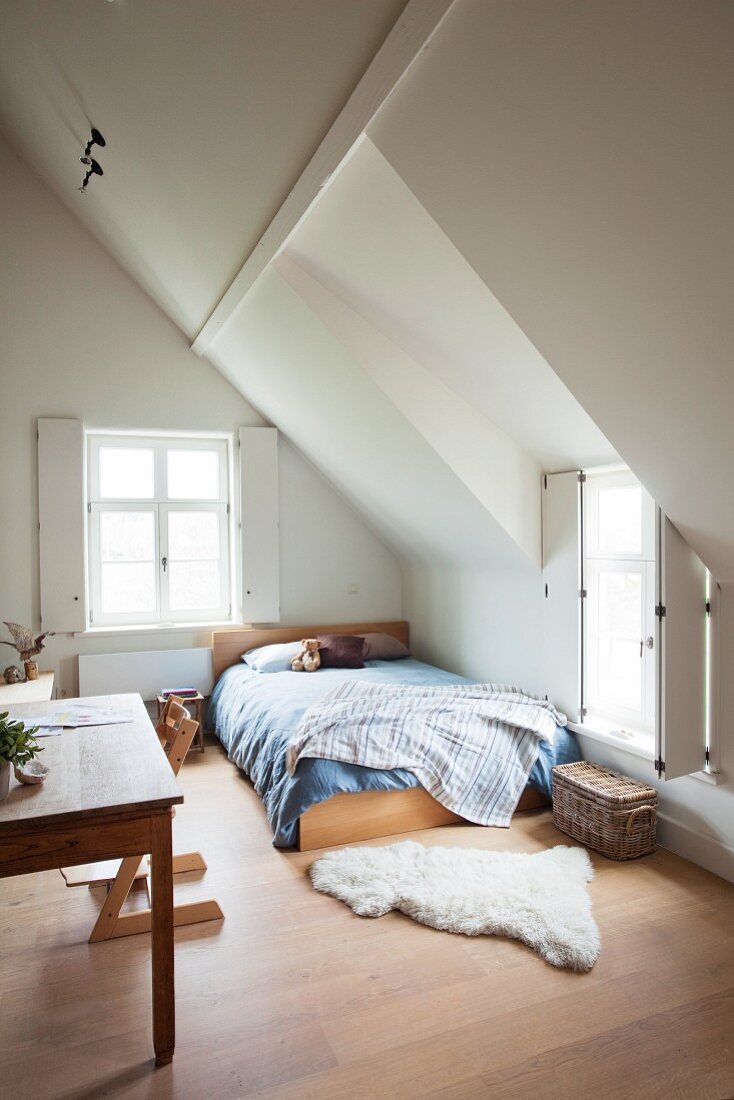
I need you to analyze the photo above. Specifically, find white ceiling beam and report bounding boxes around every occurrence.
[191,0,456,356]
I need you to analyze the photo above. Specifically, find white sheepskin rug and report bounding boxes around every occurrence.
[310,841,600,971]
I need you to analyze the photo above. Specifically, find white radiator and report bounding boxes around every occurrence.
[78,648,213,701]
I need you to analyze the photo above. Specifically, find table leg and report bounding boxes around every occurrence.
[150,809,175,1066]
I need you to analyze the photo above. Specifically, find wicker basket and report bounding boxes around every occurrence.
[552,761,658,860]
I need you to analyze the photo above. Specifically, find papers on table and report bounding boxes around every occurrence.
[54,706,134,727]
[9,705,134,732]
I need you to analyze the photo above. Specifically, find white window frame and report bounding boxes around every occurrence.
[583,469,656,736]
[86,432,233,628]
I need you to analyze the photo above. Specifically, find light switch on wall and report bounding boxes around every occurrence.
[347,583,359,595]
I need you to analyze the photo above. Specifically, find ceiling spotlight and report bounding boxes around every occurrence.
[78,158,104,193]
[80,127,106,164]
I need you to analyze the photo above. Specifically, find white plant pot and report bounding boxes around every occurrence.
[0,761,10,801]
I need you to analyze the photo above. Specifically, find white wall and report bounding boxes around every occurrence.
[0,138,402,697]
[277,439,402,625]
[403,561,545,695]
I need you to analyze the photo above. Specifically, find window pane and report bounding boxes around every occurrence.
[598,571,642,636]
[167,511,219,560]
[100,511,155,562]
[597,637,641,711]
[168,561,220,611]
[594,570,642,711]
[596,485,641,555]
[99,448,154,499]
[167,450,219,499]
[101,563,156,613]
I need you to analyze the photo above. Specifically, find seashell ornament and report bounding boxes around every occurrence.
[14,760,49,785]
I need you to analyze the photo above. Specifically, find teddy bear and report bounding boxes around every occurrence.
[291,638,321,672]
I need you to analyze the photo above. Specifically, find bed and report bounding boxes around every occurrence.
[209,621,582,850]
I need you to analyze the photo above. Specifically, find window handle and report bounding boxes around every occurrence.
[162,556,167,573]
[640,635,654,657]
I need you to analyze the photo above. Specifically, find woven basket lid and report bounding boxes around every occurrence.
[553,761,657,805]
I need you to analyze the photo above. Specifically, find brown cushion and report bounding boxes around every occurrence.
[315,634,366,669]
[359,633,411,661]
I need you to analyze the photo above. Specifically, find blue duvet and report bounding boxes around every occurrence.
[208,657,581,847]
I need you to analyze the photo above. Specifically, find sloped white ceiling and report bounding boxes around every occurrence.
[3,0,729,585]
[0,0,404,337]
[369,0,734,580]
[208,265,534,572]
[276,254,542,566]
[286,139,616,471]
[0,0,548,586]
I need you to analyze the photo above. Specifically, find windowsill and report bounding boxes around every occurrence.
[569,719,725,784]
[687,769,726,786]
[568,718,655,762]
[75,621,239,639]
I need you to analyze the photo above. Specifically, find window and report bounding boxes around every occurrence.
[87,434,232,627]
[584,470,656,735]
[543,467,715,778]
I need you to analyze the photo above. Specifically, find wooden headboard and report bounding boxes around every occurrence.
[211,621,410,682]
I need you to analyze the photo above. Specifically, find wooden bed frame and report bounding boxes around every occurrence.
[211,621,549,851]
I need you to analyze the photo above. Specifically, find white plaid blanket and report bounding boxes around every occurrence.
[286,682,567,827]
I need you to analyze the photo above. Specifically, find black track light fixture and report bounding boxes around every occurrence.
[78,158,104,193]
[78,127,106,193]
[80,127,106,164]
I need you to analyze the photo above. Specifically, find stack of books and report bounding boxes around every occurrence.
[161,687,199,700]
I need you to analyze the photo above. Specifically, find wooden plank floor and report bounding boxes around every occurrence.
[2,735,734,1099]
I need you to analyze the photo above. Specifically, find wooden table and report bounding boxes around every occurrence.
[0,694,183,1065]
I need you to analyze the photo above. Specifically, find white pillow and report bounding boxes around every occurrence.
[241,641,301,673]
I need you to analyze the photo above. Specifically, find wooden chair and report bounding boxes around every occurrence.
[61,697,223,942]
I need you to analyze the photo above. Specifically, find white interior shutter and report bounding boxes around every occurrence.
[542,471,583,722]
[706,580,721,774]
[656,513,707,780]
[38,418,85,633]
[239,426,280,623]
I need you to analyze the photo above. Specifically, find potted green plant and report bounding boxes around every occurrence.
[0,712,43,800]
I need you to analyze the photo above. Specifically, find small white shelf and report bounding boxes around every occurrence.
[0,671,55,703]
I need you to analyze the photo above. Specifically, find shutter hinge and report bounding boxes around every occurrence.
[578,472,586,483]
[655,757,665,776]
[226,503,230,515]
[89,608,94,625]
[544,583,548,598]
[580,588,587,600]
[543,474,548,489]
[705,746,710,767]
[87,502,92,514]
[705,599,711,616]
[580,706,588,719]
[655,603,666,619]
